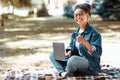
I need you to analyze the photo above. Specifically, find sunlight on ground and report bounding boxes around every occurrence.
[4,40,51,49]
[0,32,120,68]
[0,38,10,42]
[1,53,50,66]
[23,16,65,21]
[101,42,120,68]
[0,33,71,68]
[4,28,31,32]
[3,33,70,49]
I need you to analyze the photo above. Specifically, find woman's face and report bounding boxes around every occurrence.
[74,8,90,25]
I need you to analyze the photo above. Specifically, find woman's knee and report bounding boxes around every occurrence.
[67,56,89,72]
[67,56,80,66]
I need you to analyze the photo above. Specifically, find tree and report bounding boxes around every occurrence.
[0,0,32,26]
[10,0,32,8]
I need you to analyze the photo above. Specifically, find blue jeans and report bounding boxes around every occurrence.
[49,53,94,75]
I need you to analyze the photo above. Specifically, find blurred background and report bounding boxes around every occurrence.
[0,0,120,22]
[0,0,120,79]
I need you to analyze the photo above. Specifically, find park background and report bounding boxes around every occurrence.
[0,0,120,79]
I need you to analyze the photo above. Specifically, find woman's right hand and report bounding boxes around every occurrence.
[66,50,72,57]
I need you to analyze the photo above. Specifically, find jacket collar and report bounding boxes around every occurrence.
[74,23,91,34]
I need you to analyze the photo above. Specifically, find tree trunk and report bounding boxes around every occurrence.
[1,14,4,26]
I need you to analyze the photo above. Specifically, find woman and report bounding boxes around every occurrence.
[49,3,102,78]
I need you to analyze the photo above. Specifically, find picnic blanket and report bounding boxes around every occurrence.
[2,66,120,80]
[64,73,120,80]
[64,67,120,80]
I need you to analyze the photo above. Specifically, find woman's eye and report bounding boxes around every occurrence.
[74,13,84,17]
[78,14,83,16]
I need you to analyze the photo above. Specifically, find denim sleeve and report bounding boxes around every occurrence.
[87,45,96,55]
[66,32,76,52]
[90,32,102,58]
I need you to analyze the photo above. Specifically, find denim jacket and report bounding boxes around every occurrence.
[66,23,102,71]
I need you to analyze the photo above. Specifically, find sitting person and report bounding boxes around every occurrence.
[49,3,102,78]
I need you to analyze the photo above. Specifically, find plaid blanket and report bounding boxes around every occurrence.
[2,67,120,80]
[64,73,120,80]
[63,67,120,80]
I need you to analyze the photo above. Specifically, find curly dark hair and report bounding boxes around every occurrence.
[74,3,92,16]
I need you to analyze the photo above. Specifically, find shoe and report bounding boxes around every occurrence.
[60,72,73,79]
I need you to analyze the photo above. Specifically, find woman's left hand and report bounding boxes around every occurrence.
[77,33,92,52]
[77,34,84,43]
